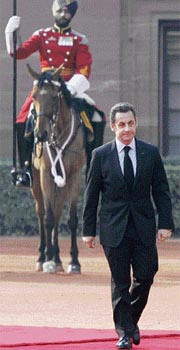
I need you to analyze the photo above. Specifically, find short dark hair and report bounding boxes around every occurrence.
[109,102,136,124]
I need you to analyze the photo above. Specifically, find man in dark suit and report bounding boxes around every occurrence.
[82,102,174,349]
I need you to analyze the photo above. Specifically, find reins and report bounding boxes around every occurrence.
[46,109,76,187]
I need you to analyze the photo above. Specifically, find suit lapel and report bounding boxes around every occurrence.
[108,139,147,190]
[108,140,126,183]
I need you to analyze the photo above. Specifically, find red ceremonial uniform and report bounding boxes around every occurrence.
[14,26,92,123]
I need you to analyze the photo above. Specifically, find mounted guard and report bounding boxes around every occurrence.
[5,0,106,188]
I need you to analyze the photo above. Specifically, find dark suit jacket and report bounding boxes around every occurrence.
[82,138,174,247]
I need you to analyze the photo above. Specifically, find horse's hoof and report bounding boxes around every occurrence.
[36,262,43,272]
[43,260,57,273]
[67,264,81,274]
[56,264,65,273]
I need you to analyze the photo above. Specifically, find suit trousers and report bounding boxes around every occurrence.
[103,213,158,337]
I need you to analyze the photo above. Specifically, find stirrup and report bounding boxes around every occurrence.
[11,168,33,189]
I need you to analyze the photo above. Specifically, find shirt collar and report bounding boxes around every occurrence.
[115,138,136,153]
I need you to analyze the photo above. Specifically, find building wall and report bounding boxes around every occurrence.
[0,0,120,159]
[1,0,180,160]
[119,0,180,144]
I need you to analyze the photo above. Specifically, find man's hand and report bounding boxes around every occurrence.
[157,229,172,242]
[82,236,96,248]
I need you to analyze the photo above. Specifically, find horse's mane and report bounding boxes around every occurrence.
[58,75,72,108]
[38,71,72,108]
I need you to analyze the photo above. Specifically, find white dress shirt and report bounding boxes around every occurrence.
[115,138,137,176]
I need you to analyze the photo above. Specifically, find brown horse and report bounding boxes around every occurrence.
[27,64,86,274]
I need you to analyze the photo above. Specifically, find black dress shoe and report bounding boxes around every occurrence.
[133,325,140,345]
[116,336,133,349]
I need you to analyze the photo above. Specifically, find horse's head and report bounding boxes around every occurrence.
[27,64,71,143]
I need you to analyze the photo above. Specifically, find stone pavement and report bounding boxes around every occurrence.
[0,237,179,331]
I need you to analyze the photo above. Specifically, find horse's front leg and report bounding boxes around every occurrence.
[67,201,81,274]
[36,216,46,271]
[52,223,65,273]
[44,204,55,261]
[31,168,46,271]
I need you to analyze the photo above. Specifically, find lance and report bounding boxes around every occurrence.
[12,0,17,169]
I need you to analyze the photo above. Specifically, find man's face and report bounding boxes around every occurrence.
[110,111,138,145]
[54,6,72,27]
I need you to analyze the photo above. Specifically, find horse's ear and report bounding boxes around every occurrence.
[27,63,40,80]
[52,64,64,81]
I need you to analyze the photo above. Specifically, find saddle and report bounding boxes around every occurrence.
[71,97,105,145]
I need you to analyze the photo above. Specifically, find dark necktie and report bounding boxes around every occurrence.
[124,146,134,191]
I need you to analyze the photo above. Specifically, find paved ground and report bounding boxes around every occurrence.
[0,237,180,331]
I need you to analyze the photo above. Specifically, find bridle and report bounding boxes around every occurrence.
[32,74,82,187]
[33,77,60,120]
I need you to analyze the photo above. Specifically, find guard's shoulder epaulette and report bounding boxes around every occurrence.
[32,27,52,36]
[71,30,89,45]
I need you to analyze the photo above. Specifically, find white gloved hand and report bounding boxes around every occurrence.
[66,74,90,97]
[5,16,21,33]
[66,84,77,96]
[5,16,21,55]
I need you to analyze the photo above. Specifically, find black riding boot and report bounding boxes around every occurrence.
[11,122,33,188]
